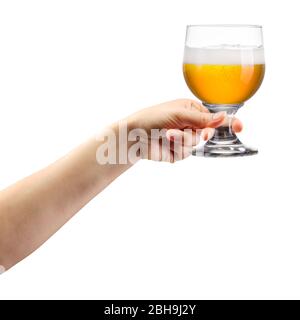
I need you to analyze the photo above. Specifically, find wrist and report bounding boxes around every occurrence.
[105,118,142,165]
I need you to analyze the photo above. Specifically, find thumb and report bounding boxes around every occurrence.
[180,110,226,129]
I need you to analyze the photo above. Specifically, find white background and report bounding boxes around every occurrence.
[0,0,299,299]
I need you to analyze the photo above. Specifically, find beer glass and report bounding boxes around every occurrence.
[183,25,265,156]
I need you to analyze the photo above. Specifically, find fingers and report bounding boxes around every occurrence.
[181,109,226,129]
[166,115,242,146]
[178,100,243,133]
[159,120,242,163]
[201,128,215,141]
[179,100,226,128]
[166,129,200,146]
[166,129,200,161]
[232,118,243,133]
[182,111,243,136]
[217,115,243,133]
[178,99,209,113]
[187,100,210,113]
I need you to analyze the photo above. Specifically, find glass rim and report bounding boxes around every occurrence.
[187,24,262,29]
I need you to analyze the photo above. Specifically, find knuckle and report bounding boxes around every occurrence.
[183,99,196,111]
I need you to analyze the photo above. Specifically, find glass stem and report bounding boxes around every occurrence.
[203,103,243,145]
[211,126,238,144]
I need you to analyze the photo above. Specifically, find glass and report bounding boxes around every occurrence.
[183,24,265,157]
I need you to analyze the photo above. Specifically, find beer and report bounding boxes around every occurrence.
[183,46,265,105]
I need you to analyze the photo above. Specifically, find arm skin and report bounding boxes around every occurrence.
[0,122,132,270]
[0,99,242,271]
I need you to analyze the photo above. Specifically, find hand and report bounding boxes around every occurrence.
[127,99,243,162]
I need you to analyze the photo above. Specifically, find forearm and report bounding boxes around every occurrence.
[0,122,134,270]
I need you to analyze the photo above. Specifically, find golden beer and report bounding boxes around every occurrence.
[183,47,265,105]
[183,25,265,157]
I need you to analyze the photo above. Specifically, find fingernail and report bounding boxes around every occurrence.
[207,130,215,140]
[200,130,208,141]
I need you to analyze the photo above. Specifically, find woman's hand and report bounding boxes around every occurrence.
[127,99,243,162]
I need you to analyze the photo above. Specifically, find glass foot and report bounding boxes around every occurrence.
[192,138,258,157]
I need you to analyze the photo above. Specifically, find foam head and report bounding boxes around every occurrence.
[183,45,265,65]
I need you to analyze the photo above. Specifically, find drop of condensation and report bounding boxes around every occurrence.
[0,265,6,274]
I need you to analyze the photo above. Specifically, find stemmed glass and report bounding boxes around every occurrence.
[183,24,265,157]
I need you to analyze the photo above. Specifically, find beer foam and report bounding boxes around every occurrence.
[183,45,265,65]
